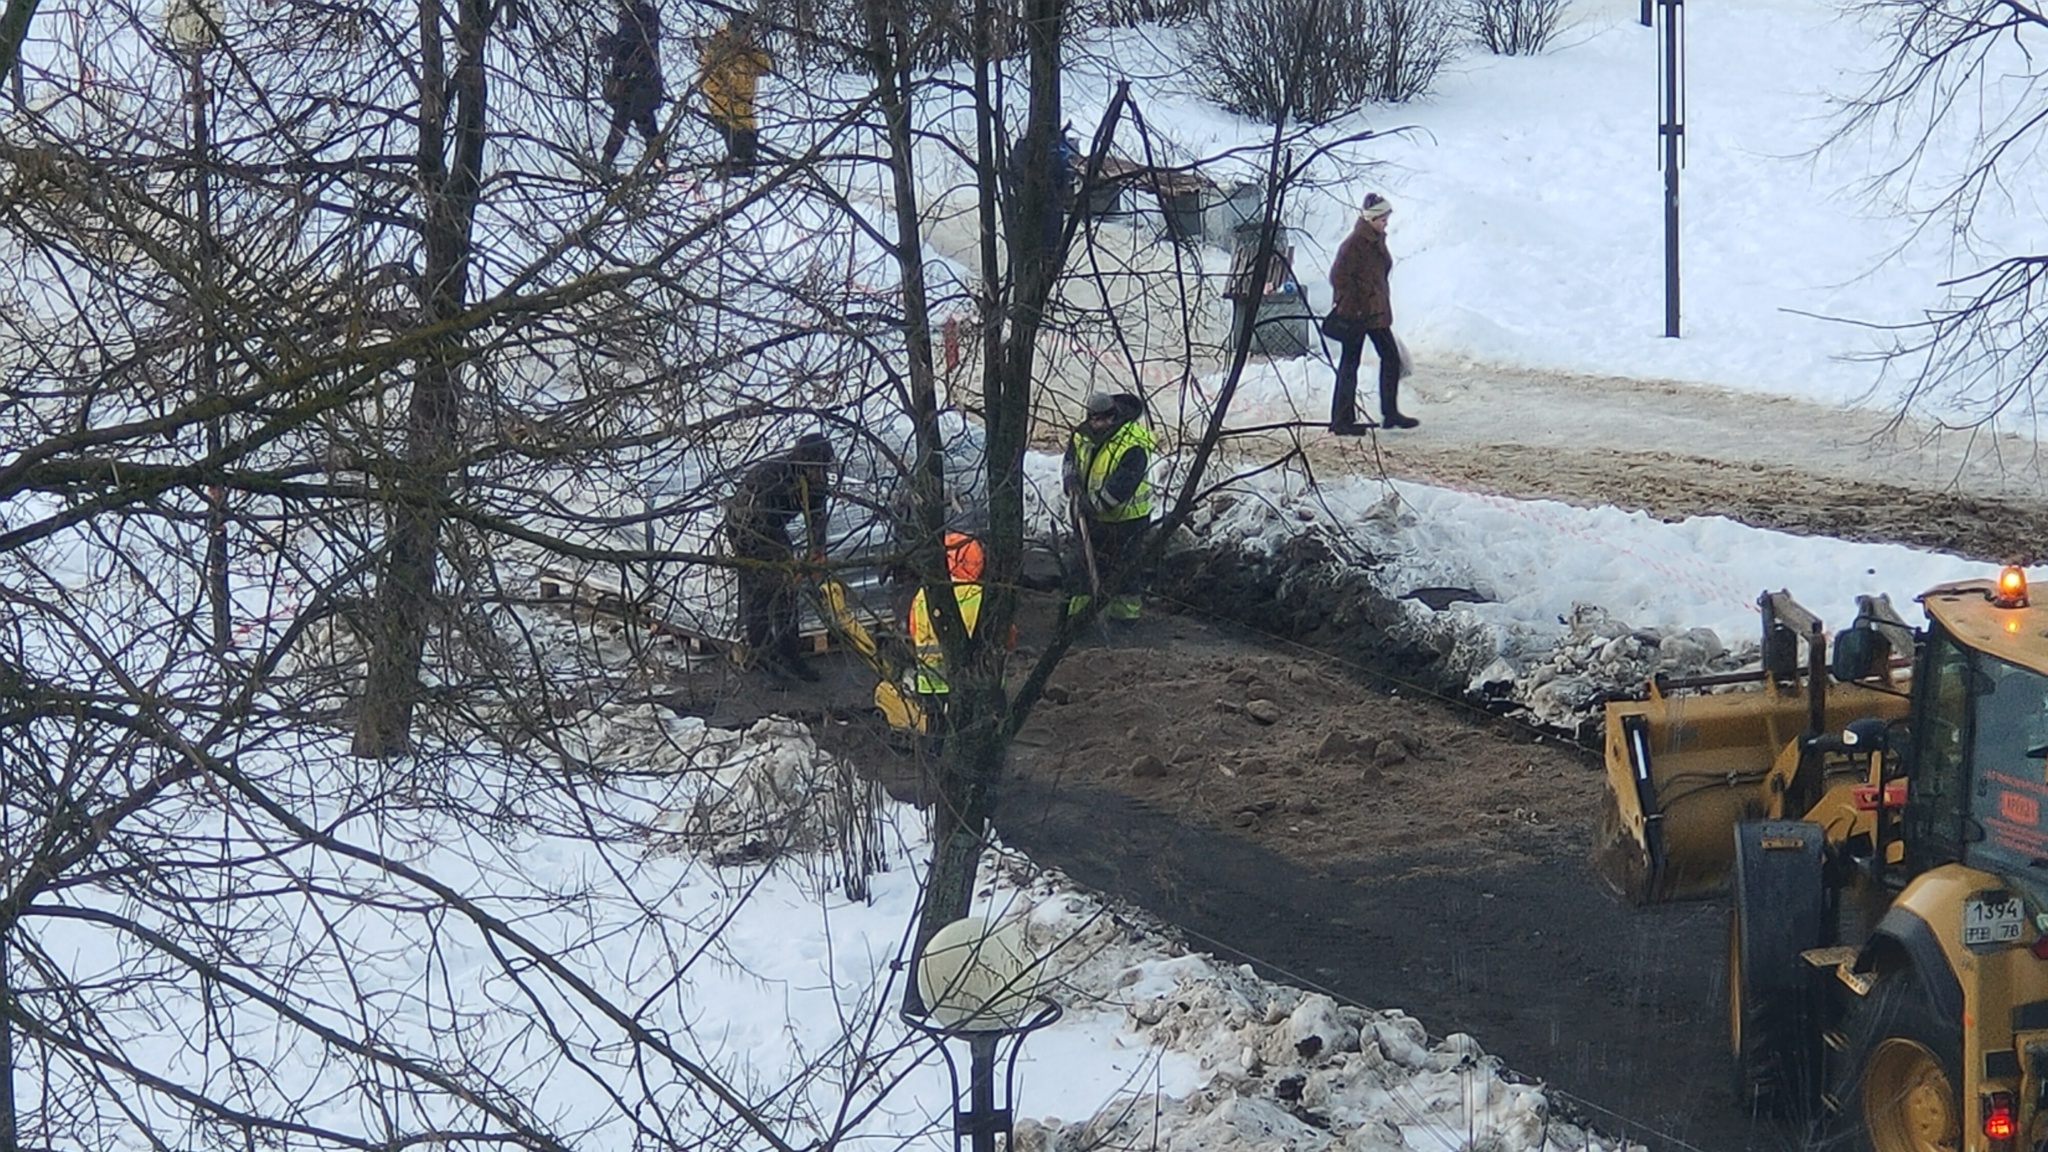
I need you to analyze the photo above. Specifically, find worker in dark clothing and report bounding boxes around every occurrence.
[598,1,665,169]
[1062,392,1155,621]
[1004,123,1078,254]
[724,433,833,681]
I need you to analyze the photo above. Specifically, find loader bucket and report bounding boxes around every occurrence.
[1597,679,1907,903]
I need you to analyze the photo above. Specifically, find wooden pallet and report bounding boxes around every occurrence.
[536,568,726,655]
[536,568,870,658]
[538,569,632,612]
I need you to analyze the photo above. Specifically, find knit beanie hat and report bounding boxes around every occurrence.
[1359,193,1392,221]
[792,431,834,463]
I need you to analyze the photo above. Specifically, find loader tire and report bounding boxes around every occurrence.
[1828,970,1961,1152]
[1729,821,1827,1120]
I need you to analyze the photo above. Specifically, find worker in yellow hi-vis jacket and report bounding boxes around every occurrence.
[1062,393,1154,621]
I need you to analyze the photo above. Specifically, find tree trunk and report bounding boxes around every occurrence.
[0,934,14,1152]
[0,1,40,96]
[353,0,490,757]
[904,0,1068,1012]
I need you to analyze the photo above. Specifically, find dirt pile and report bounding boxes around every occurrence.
[1152,528,1454,687]
[1015,637,1597,871]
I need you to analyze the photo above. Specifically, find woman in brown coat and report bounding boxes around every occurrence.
[1326,193,1416,431]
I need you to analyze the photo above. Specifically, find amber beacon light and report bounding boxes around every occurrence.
[1995,565,2030,609]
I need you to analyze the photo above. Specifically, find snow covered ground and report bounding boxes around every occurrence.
[1060,0,1992,418]
[1026,0,2048,725]
[17,0,2039,1145]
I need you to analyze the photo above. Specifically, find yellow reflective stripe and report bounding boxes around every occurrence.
[909,585,984,694]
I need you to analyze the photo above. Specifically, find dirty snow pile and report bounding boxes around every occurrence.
[1011,883,1611,1152]
[566,702,1637,1152]
[1025,449,1974,732]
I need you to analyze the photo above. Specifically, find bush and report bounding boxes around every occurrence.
[1190,0,1461,122]
[1470,0,1565,54]
[1371,0,1463,100]
[1075,0,1210,28]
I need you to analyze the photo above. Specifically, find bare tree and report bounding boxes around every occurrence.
[831,0,1371,997]
[1470,0,1566,55]
[0,0,1368,1140]
[0,0,950,1145]
[350,0,493,757]
[0,0,37,85]
[1191,0,1462,121]
[1830,0,2048,428]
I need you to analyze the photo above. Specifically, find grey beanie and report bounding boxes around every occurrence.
[1084,392,1117,415]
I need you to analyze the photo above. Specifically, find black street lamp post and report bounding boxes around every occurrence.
[1657,0,1686,337]
[903,917,1063,1152]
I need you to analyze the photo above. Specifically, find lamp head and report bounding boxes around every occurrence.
[916,916,1038,1030]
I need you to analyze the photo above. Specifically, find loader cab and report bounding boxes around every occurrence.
[1905,581,2048,888]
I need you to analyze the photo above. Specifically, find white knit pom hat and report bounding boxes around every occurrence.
[1359,193,1392,221]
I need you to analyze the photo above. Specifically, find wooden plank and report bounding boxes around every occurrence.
[1225,243,1297,299]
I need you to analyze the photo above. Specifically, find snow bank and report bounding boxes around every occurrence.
[1045,447,1971,735]
[942,857,1634,1152]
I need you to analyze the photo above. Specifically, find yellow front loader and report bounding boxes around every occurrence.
[1599,568,2048,1151]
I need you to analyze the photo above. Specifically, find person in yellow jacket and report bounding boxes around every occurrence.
[1062,392,1155,621]
[908,532,991,705]
[698,15,772,178]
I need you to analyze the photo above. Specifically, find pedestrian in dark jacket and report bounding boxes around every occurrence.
[724,433,833,680]
[1326,192,1416,433]
[598,1,665,169]
[1005,124,1078,254]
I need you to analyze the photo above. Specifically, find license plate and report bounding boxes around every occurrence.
[1965,894,2026,947]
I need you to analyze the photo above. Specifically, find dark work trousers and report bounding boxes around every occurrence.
[601,91,661,167]
[1332,326,1403,424]
[726,518,801,666]
[1066,515,1150,600]
[717,122,759,178]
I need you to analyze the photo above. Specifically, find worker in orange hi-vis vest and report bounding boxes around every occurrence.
[906,533,1015,723]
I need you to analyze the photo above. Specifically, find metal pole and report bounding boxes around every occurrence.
[967,1033,998,1152]
[192,47,230,652]
[1658,0,1684,338]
